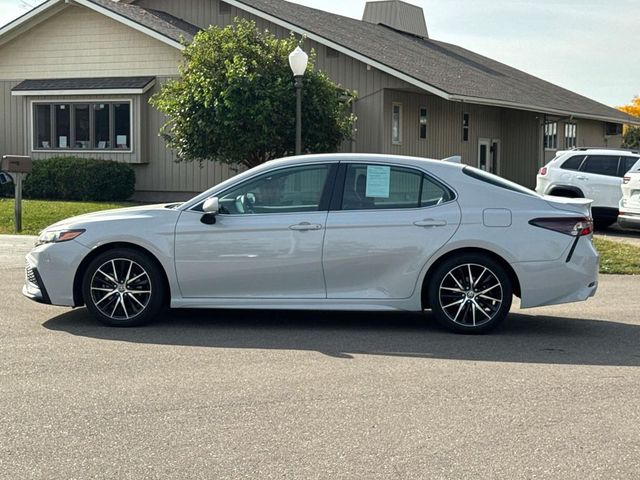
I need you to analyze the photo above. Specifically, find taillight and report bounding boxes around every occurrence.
[529,217,593,236]
[539,167,548,176]
[623,176,631,184]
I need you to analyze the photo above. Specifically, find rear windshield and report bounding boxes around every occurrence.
[462,166,538,197]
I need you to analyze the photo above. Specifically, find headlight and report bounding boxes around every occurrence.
[36,229,85,246]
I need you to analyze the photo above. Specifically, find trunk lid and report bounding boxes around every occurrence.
[543,195,593,217]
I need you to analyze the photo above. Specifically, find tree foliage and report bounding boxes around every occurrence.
[618,96,640,119]
[622,127,640,149]
[151,19,356,168]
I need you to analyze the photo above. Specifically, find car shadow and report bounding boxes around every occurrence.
[42,308,640,367]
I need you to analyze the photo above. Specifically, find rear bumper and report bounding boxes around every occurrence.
[618,212,640,229]
[512,237,599,308]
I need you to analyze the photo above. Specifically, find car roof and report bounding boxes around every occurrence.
[561,148,640,157]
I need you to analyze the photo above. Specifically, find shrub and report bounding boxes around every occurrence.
[8,157,136,201]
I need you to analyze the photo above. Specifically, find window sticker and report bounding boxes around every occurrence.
[366,165,391,198]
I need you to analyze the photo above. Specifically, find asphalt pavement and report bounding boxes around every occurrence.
[1,235,639,479]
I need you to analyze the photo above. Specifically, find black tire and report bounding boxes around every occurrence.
[427,253,513,334]
[82,248,165,327]
[593,218,616,230]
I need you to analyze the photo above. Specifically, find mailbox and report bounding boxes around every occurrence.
[1,155,32,233]
[1,155,32,173]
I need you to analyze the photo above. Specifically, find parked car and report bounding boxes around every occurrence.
[619,163,640,230]
[24,154,598,334]
[535,148,640,228]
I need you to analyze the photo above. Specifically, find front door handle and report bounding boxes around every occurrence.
[289,222,323,231]
[414,219,447,227]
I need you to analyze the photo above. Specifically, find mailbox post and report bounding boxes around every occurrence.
[1,155,32,233]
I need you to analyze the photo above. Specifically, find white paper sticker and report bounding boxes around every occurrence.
[116,135,128,147]
[59,136,67,148]
[366,165,390,198]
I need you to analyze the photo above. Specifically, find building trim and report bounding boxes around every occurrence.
[13,85,155,97]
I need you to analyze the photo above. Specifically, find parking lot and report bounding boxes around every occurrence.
[1,236,639,479]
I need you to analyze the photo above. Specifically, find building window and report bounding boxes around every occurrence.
[462,112,470,142]
[32,101,131,151]
[392,103,402,145]
[565,122,577,149]
[544,121,558,150]
[219,1,231,14]
[604,122,622,136]
[419,107,427,140]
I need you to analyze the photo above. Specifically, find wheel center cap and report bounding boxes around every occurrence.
[467,291,475,299]
[118,285,125,292]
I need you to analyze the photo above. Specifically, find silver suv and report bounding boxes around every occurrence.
[536,148,640,228]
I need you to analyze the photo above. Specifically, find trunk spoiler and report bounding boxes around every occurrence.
[543,195,594,216]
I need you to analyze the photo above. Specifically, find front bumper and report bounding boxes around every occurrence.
[22,261,52,304]
[22,240,90,307]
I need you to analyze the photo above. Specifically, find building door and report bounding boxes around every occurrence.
[478,138,500,174]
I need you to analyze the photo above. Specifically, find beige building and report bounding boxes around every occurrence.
[0,0,637,200]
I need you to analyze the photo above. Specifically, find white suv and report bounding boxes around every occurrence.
[536,148,640,228]
[619,164,640,229]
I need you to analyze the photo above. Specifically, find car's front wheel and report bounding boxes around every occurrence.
[427,254,513,334]
[82,248,165,327]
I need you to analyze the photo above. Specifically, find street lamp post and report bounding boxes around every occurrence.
[288,46,308,156]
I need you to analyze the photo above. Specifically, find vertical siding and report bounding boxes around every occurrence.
[0,81,26,158]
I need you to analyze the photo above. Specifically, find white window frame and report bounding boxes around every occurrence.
[564,122,577,149]
[419,106,428,141]
[30,99,133,154]
[391,102,403,145]
[544,121,558,150]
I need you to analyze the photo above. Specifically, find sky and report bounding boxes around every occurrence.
[1,0,638,108]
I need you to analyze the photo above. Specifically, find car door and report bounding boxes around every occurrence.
[578,155,622,208]
[322,162,461,299]
[174,163,337,298]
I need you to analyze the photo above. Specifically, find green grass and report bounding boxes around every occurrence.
[594,237,640,275]
[0,198,137,235]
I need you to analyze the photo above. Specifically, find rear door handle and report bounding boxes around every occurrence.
[576,176,588,181]
[289,222,323,231]
[414,219,447,227]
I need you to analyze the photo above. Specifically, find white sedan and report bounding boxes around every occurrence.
[24,154,598,334]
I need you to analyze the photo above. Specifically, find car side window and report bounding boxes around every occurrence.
[560,155,585,171]
[218,164,330,214]
[340,164,451,210]
[579,155,620,177]
[620,156,640,175]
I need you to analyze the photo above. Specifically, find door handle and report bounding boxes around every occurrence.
[414,219,447,227]
[289,222,323,231]
[576,176,588,181]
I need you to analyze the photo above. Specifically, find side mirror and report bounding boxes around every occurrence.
[203,197,220,214]
[201,197,220,225]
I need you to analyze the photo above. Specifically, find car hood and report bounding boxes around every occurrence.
[44,203,180,231]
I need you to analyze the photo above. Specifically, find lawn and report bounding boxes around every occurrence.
[0,198,137,235]
[593,237,640,275]
[2,198,639,275]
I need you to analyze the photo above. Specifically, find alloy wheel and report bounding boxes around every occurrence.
[90,258,152,321]
[438,263,503,328]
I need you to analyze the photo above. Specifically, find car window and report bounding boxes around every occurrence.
[620,156,640,175]
[340,164,452,210]
[218,165,330,214]
[462,166,537,197]
[560,155,585,171]
[579,155,620,177]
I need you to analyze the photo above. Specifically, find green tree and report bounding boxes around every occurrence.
[622,127,640,149]
[151,19,356,169]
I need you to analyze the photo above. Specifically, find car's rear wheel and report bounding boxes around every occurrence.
[82,248,165,327]
[427,254,513,334]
